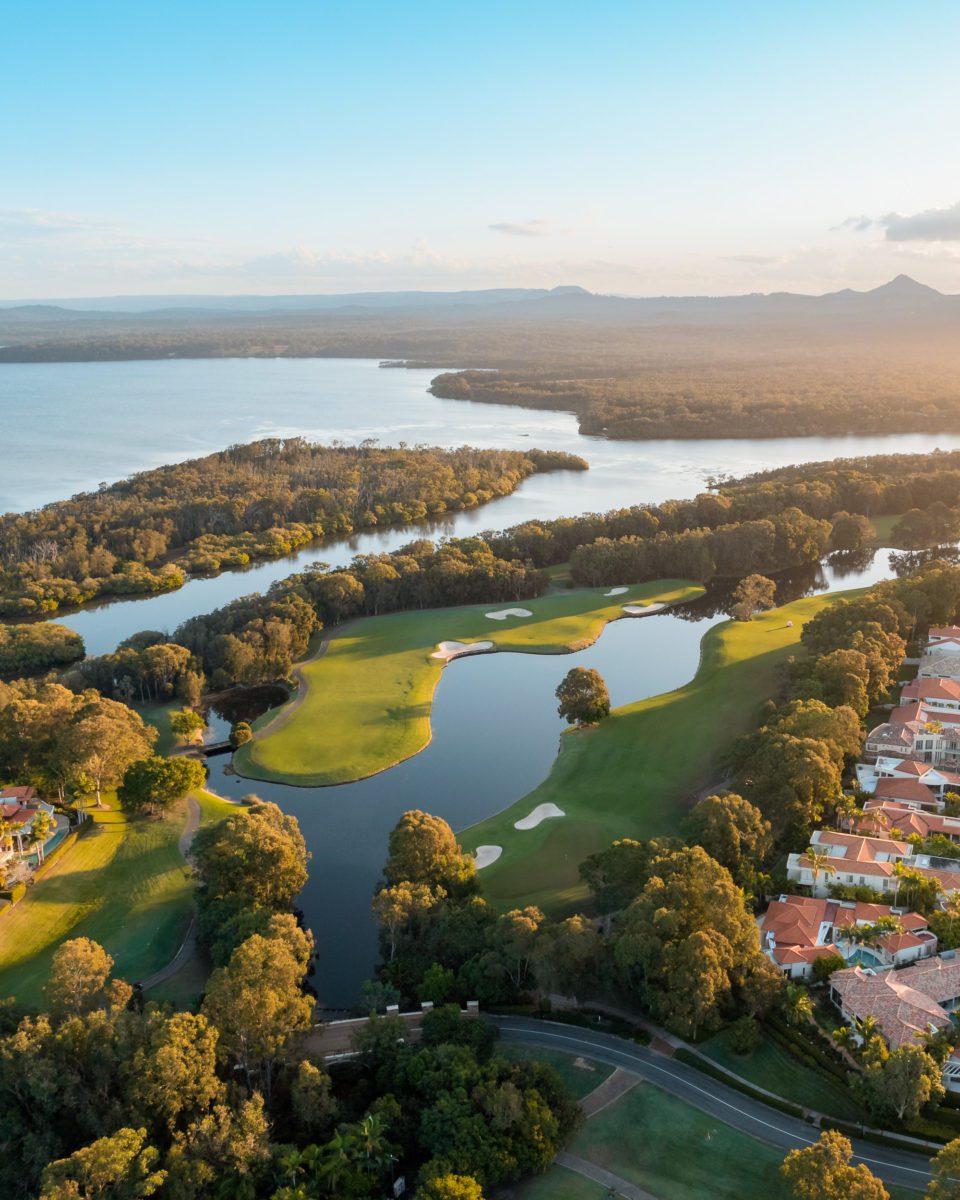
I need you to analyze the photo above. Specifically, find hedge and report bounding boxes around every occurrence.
[0,882,25,905]
[31,828,81,881]
[821,1117,945,1152]
[673,1047,807,1120]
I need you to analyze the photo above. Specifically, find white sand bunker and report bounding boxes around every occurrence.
[475,845,503,869]
[622,601,667,616]
[485,607,533,620]
[431,640,494,661]
[604,587,628,596]
[514,802,565,831]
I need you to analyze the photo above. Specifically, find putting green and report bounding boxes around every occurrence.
[462,591,861,915]
[234,580,703,786]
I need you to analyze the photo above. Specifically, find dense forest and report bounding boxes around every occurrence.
[62,449,960,696]
[0,441,585,616]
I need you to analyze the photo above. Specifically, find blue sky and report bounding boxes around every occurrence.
[4,0,960,297]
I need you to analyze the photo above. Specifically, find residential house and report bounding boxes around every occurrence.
[786,828,960,898]
[758,894,935,979]
[856,756,960,801]
[902,677,960,713]
[860,801,960,844]
[830,954,960,1090]
[864,700,960,767]
[0,786,56,863]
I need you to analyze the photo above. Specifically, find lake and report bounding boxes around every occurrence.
[4,356,960,655]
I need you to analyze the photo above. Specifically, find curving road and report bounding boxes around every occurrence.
[492,1017,937,1193]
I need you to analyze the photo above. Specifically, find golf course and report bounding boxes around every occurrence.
[0,788,236,1006]
[461,590,861,915]
[234,579,704,786]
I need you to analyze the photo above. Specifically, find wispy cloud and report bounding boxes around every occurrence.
[836,202,960,242]
[489,218,552,238]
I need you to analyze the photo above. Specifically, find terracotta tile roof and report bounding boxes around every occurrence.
[873,778,942,806]
[930,627,960,639]
[832,963,957,1049]
[904,678,960,703]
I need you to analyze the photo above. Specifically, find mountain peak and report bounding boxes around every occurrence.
[869,273,943,297]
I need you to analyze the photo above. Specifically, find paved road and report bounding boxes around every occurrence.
[492,1017,937,1193]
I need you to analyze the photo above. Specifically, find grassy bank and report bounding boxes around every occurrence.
[235,580,703,787]
[463,591,859,915]
[0,789,234,1007]
[514,1082,918,1200]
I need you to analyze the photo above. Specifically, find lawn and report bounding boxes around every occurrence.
[699,1030,865,1121]
[462,591,861,915]
[0,789,235,1007]
[515,1083,919,1200]
[234,580,703,787]
[870,513,907,546]
[498,1042,614,1099]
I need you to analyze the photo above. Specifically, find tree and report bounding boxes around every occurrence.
[830,512,874,554]
[61,695,156,807]
[128,1012,224,1134]
[419,963,457,1005]
[613,846,760,1037]
[201,926,314,1099]
[782,982,814,1027]
[804,845,837,895]
[119,756,205,818]
[533,914,602,1001]
[40,1127,166,1200]
[45,938,116,1020]
[384,810,476,892]
[191,801,309,912]
[683,792,771,886]
[290,1060,336,1142]
[735,731,842,840]
[927,1137,960,1199]
[415,1175,485,1200]
[29,809,56,863]
[579,837,680,913]
[729,574,777,621]
[229,721,253,749]
[864,1043,944,1121]
[555,667,610,726]
[780,1130,889,1199]
[372,881,439,960]
[168,709,206,740]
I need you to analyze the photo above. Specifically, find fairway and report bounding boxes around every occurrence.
[235,580,703,786]
[0,789,235,1006]
[462,591,859,914]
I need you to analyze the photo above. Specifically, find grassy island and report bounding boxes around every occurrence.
[234,580,703,786]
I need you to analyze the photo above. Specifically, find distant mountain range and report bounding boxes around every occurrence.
[0,275,957,331]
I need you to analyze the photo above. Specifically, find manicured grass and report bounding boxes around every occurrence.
[699,1031,865,1120]
[510,1168,608,1199]
[870,513,906,545]
[137,701,183,757]
[499,1043,614,1099]
[518,1083,919,1200]
[0,789,235,1007]
[463,591,862,915]
[235,580,703,787]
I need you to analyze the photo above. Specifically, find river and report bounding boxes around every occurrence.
[4,357,960,655]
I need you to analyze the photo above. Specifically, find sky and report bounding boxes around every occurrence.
[4,0,960,299]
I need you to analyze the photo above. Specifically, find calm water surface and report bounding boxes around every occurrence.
[204,547,908,1007]
[4,357,959,654]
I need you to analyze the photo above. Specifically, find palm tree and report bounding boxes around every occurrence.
[856,1014,880,1044]
[804,845,836,895]
[833,1024,859,1053]
[28,811,55,863]
[783,983,814,1028]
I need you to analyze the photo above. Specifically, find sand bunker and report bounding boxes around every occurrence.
[604,587,628,596]
[514,802,565,830]
[485,608,533,620]
[622,601,667,616]
[431,640,494,661]
[475,845,503,869]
